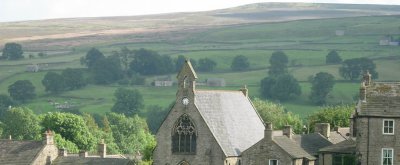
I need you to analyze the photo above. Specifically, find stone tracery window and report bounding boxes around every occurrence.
[172,114,196,153]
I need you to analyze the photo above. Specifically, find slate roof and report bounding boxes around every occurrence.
[292,133,333,155]
[273,136,316,160]
[194,90,265,156]
[359,82,400,116]
[52,156,133,165]
[0,140,45,165]
[319,139,356,154]
[329,128,350,144]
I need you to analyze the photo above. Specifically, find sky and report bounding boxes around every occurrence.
[0,0,399,22]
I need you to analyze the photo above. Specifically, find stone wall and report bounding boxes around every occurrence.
[32,144,58,165]
[241,139,293,165]
[356,117,400,164]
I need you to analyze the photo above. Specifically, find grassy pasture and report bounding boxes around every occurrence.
[0,15,400,119]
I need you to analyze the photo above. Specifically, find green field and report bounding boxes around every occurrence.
[1,15,400,120]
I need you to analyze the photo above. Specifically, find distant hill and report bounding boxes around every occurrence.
[0,2,399,50]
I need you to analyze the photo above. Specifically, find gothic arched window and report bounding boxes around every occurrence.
[183,76,189,88]
[172,114,196,154]
[178,160,190,165]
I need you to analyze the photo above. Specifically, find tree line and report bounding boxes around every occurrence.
[260,50,378,105]
[0,107,155,163]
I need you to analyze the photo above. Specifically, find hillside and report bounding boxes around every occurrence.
[1,3,400,51]
[0,2,400,118]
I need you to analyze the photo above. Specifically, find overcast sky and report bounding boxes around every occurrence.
[1,0,399,22]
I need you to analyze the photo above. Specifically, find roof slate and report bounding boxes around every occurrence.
[360,82,400,116]
[194,90,265,156]
[0,140,45,165]
[329,128,350,144]
[319,139,356,153]
[273,136,316,160]
[292,133,333,155]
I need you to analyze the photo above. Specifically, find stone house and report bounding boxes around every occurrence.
[352,72,400,165]
[206,78,226,87]
[153,60,265,165]
[153,77,174,87]
[241,124,317,165]
[318,72,400,165]
[26,64,40,72]
[0,130,58,165]
[0,131,131,165]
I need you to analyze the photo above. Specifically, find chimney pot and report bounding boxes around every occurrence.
[283,125,293,139]
[79,150,88,158]
[98,139,106,158]
[59,149,68,157]
[264,123,273,141]
[315,123,330,138]
[240,85,249,97]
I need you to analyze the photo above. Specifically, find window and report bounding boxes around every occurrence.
[269,159,278,165]
[183,76,189,88]
[332,153,356,165]
[383,119,394,134]
[382,148,393,165]
[172,114,196,154]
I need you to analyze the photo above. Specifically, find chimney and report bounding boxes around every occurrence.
[43,130,54,145]
[360,82,367,102]
[59,149,68,157]
[98,139,106,158]
[363,70,372,86]
[79,150,88,158]
[264,122,273,141]
[315,123,330,138]
[239,85,248,97]
[283,125,293,139]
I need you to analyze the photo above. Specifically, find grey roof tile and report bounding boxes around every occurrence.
[292,133,333,155]
[273,136,316,160]
[319,139,356,153]
[194,90,264,156]
[0,140,45,164]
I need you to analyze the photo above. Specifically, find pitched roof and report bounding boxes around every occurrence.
[319,139,356,154]
[273,136,316,160]
[292,133,333,155]
[359,82,400,116]
[0,140,45,165]
[329,128,350,144]
[194,90,265,156]
[52,156,133,165]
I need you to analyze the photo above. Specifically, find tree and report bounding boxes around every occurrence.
[92,56,123,84]
[260,74,301,101]
[111,88,144,116]
[309,72,335,105]
[325,50,342,64]
[0,94,15,118]
[197,58,217,72]
[82,113,120,154]
[8,80,36,103]
[268,51,288,76]
[106,112,156,157]
[2,107,41,140]
[81,48,105,69]
[42,72,65,94]
[62,68,87,90]
[231,55,250,71]
[145,105,170,133]
[307,105,353,132]
[129,48,174,75]
[1,43,23,60]
[339,57,378,80]
[41,112,96,151]
[253,98,303,133]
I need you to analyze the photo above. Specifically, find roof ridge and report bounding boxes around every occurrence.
[196,89,242,93]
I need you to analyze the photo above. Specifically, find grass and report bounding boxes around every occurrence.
[0,15,400,120]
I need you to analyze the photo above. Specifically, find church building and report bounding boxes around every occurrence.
[153,60,265,165]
